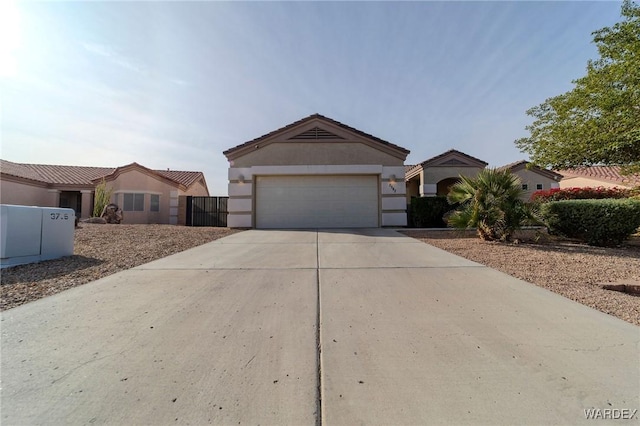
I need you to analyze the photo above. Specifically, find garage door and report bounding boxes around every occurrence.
[255,175,379,228]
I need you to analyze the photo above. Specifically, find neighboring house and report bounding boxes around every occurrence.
[0,160,209,224]
[498,160,562,200]
[405,149,488,201]
[224,114,409,228]
[406,155,561,202]
[555,166,640,189]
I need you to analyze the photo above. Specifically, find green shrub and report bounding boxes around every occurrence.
[92,178,114,217]
[540,199,640,246]
[410,196,453,228]
[447,168,529,241]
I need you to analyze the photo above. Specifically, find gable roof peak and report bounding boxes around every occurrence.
[418,149,488,168]
[499,160,563,180]
[497,159,529,171]
[223,114,410,159]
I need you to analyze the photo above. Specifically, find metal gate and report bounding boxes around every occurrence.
[186,196,228,227]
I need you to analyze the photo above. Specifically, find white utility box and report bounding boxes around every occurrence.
[1,205,75,268]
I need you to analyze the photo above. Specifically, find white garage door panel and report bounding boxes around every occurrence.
[256,176,379,228]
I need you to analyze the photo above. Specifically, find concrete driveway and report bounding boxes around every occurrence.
[2,229,638,425]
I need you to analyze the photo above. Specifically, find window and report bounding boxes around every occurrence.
[123,193,144,211]
[150,194,160,212]
[536,183,543,190]
[522,184,528,190]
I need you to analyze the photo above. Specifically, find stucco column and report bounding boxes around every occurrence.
[47,189,61,207]
[169,191,179,225]
[420,184,437,197]
[80,190,93,218]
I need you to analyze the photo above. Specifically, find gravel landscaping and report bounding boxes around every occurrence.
[1,224,239,311]
[2,225,638,327]
[403,230,640,326]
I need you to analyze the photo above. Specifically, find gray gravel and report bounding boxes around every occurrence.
[1,224,239,311]
[403,230,640,326]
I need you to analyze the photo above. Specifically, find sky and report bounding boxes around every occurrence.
[0,1,625,195]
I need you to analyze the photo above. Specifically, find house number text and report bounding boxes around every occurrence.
[50,213,70,220]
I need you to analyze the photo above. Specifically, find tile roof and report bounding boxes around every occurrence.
[496,160,528,172]
[0,160,46,183]
[1,159,113,184]
[418,149,488,167]
[0,159,204,188]
[223,113,410,157]
[404,164,423,180]
[156,170,204,187]
[555,166,640,186]
[498,160,563,180]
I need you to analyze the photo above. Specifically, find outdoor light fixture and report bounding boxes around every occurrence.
[238,174,245,184]
[389,174,396,183]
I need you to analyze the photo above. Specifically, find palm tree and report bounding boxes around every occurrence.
[446,168,529,241]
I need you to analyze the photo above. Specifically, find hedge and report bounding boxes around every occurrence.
[531,186,632,202]
[410,196,455,228]
[540,198,640,246]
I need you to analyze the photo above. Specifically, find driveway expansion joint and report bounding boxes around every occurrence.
[315,231,323,426]
[317,265,486,270]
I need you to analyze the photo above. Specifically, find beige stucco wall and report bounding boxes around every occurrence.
[559,176,631,189]
[108,169,178,224]
[2,169,206,224]
[0,179,53,207]
[232,142,404,167]
[2,179,93,218]
[511,169,560,200]
[226,124,408,228]
[422,166,484,184]
[181,180,209,197]
[418,166,484,197]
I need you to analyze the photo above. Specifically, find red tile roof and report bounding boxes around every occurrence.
[0,159,205,188]
[555,166,640,187]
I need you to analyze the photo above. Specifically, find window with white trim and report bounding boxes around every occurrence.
[522,184,529,190]
[123,193,144,211]
[536,183,543,190]
[150,194,160,212]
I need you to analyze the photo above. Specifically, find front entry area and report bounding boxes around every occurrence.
[255,175,379,228]
[59,191,83,218]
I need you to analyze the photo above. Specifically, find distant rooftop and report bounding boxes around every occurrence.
[555,166,640,187]
[0,159,204,188]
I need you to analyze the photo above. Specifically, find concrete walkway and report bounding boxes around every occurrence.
[1,229,638,425]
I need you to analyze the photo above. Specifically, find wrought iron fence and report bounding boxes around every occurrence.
[186,196,228,227]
